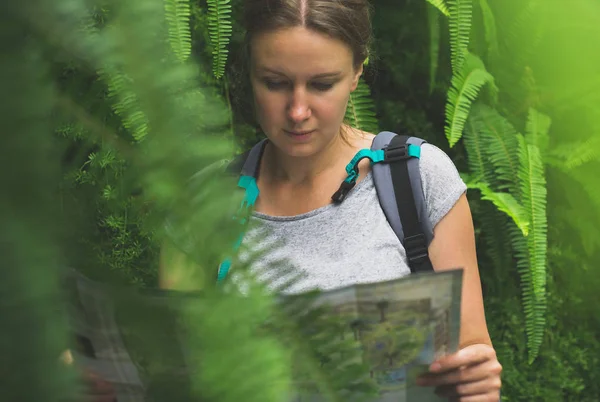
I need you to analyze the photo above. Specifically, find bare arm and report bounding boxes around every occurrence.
[428,192,492,348]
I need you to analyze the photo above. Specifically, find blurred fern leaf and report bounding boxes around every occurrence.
[207,0,232,79]
[164,0,192,62]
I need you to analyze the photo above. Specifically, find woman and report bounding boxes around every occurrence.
[162,0,502,401]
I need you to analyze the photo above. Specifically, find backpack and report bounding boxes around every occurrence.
[217,131,434,282]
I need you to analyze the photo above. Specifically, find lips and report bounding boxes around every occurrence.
[285,130,315,136]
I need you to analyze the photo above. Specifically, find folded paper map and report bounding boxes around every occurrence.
[64,268,462,402]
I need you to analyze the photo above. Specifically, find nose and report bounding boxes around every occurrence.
[287,88,311,123]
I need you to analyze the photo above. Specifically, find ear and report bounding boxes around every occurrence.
[350,63,364,92]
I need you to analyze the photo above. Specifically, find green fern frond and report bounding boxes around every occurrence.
[505,0,544,61]
[425,0,450,16]
[164,0,192,62]
[480,204,514,277]
[100,69,150,142]
[477,0,500,65]
[207,0,233,79]
[466,180,530,236]
[466,103,520,196]
[444,52,494,147]
[463,106,495,182]
[448,0,473,74]
[552,135,600,170]
[427,3,441,94]
[345,77,379,134]
[516,134,548,363]
[525,107,551,154]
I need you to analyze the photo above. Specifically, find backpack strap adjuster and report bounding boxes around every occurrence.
[404,233,430,269]
[384,143,421,163]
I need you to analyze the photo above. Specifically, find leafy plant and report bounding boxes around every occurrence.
[345,77,379,134]
[207,0,232,79]
[164,0,193,62]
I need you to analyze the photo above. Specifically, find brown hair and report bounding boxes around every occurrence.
[231,0,374,146]
[243,0,373,69]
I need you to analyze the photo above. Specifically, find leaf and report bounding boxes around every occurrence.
[425,0,450,17]
[466,180,530,236]
[466,103,520,196]
[550,134,600,170]
[525,107,551,154]
[345,77,379,134]
[477,0,500,64]
[444,53,495,147]
[516,134,548,363]
[463,108,494,182]
[164,0,192,62]
[448,0,473,74]
[207,0,233,79]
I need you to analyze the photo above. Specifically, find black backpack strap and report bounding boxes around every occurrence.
[225,139,268,178]
[386,135,434,274]
[371,132,434,274]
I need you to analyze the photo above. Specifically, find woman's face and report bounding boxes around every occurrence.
[249,27,363,158]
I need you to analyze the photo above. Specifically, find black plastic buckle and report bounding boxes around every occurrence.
[384,144,411,163]
[404,233,429,264]
[331,180,356,204]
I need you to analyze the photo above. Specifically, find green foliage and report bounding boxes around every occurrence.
[515,134,548,362]
[463,176,529,236]
[164,0,192,62]
[444,53,495,147]
[476,0,500,64]
[345,77,379,134]
[448,0,473,73]
[424,0,450,16]
[466,103,520,194]
[207,0,232,79]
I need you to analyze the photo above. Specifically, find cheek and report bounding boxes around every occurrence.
[252,89,283,123]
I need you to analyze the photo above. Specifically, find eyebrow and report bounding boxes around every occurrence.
[258,67,343,79]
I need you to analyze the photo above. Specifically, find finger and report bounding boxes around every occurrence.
[418,359,502,386]
[430,344,497,373]
[434,376,502,398]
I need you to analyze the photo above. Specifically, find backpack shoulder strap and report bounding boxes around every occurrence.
[217,139,268,282]
[226,138,268,178]
[371,131,434,274]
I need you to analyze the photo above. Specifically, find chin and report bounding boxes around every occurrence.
[278,143,319,158]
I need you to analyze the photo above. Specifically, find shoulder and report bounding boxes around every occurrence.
[417,142,467,228]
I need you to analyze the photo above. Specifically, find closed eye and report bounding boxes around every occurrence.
[262,79,287,91]
[262,78,335,92]
[311,82,334,91]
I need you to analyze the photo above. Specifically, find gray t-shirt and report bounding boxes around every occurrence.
[237,143,467,295]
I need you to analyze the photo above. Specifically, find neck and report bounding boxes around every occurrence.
[264,128,356,186]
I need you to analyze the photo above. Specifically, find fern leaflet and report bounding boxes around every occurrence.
[444,52,494,147]
[525,107,551,154]
[345,77,379,134]
[467,103,520,196]
[464,178,530,236]
[207,0,233,79]
[425,0,450,16]
[552,134,600,170]
[164,0,192,62]
[100,69,150,142]
[478,0,500,64]
[463,106,494,182]
[448,0,473,74]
